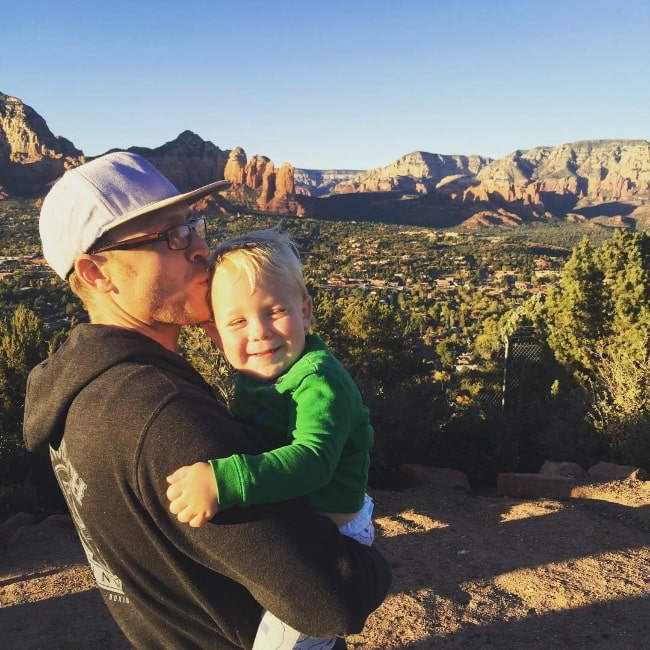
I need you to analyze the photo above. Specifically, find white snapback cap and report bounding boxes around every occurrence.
[39,151,230,278]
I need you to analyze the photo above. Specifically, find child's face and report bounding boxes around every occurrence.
[211,263,312,381]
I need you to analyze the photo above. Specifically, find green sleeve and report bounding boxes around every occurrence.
[210,372,352,509]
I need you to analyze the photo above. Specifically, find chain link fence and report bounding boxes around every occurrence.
[502,327,544,412]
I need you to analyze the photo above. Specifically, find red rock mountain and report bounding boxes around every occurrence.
[0,93,295,212]
[0,93,84,198]
[1,92,649,228]
[296,143,650,228]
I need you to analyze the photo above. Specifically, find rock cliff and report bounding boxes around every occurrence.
[332,151,491,195]
[297,142,650,228]
[0,93,84,198]
[121,134,296,212]
[1,91,649,228]
[0,94,295,211]
[294,169,364,197]
[470,140,650,215]
[120,130,229,192]
[222,147,297,211]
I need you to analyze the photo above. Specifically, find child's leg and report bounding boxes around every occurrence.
[338,494,375,546]
[252,611,336,650]
[252,495,375,650]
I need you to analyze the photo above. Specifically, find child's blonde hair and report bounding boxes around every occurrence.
[210,229,309,299]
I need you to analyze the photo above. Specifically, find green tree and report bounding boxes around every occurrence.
[435,339,458,369]
[588,339,650,468]
[337,294,410,385]
[543,232,650,382]
[178,326,235,404]
[543,238,606,379]
[534,231,650,469]
[603,230,650,363]
[0,305,51,490]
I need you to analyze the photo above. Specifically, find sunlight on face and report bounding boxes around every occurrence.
[99,205,212,328]
[211,262,312,381]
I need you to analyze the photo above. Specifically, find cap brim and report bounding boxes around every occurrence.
[109,179,232,231]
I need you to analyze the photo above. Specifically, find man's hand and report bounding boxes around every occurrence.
[166,462,218,527]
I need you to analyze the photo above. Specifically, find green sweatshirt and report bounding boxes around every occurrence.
[211,333,373,513]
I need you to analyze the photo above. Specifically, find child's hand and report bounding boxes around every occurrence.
[166,462,218,527]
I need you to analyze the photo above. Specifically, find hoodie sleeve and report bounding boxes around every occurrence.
[136,391,391,639]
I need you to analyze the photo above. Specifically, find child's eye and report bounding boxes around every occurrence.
[270,307,288,317]
[228,318,246,328]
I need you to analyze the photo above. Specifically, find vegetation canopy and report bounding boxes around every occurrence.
[1,200,648,513]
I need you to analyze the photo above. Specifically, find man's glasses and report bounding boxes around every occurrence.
[89,218,206,254]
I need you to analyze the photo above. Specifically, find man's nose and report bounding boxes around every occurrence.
[188,231,211,261]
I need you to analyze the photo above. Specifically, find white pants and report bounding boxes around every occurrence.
[252,495,375,650]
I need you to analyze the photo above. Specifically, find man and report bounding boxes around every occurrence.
[23,152,391,649]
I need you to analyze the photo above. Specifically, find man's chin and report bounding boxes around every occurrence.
[187,300,212,325]
[187,313,212,326]
[171,308,212,327]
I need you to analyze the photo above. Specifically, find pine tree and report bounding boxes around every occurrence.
[538,230,650,468]
[600,230,650,362]
[543,238,607,379]
[0,305,51,485]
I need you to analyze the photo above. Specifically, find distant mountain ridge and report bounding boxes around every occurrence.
[1,91,649,229]
[293,169,363,197]
[331,151,492,194]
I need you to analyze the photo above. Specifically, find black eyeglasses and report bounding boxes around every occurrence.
[89,218,207,254]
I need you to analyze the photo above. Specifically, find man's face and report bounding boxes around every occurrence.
[98,205,212,328]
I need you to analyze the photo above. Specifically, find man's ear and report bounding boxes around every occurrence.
[74,255,116,293]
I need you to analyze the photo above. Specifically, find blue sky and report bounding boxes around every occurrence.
[3,0,648,170]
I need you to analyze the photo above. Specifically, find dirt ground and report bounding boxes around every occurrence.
[1,479,649,649]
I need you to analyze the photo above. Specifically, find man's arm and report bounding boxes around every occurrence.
[139,392,391,638]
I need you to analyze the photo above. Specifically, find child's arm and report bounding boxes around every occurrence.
[166,462,218,527]
[213,372,358,509]
[167,370,369,523]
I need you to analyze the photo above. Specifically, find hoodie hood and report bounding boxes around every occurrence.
[23,323,211,454]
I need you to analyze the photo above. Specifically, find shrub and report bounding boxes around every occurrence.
[588,341,650,469]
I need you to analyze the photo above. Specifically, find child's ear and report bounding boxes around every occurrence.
[302,296,313,331]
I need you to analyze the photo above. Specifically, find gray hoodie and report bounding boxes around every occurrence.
[24,324,390,649]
